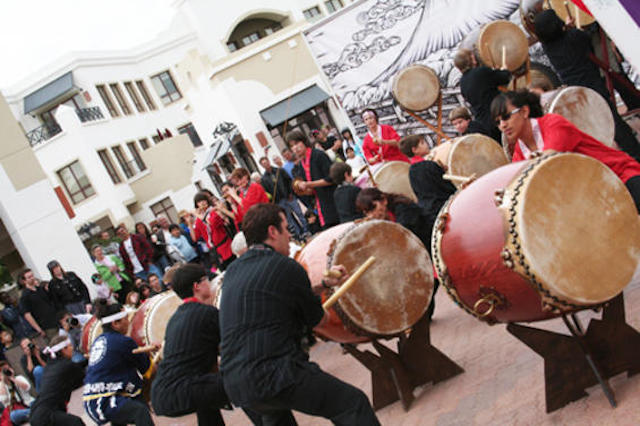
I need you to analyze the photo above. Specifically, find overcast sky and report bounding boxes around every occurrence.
[0,0,176,89]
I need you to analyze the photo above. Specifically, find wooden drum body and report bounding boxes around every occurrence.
[355,161,417,201]
[296,220,434,343]
[129,291,183,347]
[432,153,640,324]
[429,134,508,188]
[391,64,440,112]
[80,316,102,356]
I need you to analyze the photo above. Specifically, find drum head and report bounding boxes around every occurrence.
[448,134,508,185]
[329,220,434,335]
[519,0,545,39]
[144,292,182,345]
[373,161,417,201]
[546,86,616,147]
[392,64,440,112]
[477,20,529,72]
[547,0,595,27]
[515,154,640,304]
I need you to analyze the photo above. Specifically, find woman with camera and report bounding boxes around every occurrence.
[0,361,33,425]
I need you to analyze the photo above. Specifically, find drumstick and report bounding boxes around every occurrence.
[323,256,376,311]
[359,163,378,187]
[564,0,573,21]
[501,45,507,70]
[404,110,451,142]
[575,4,581,29]
[442,173,476,183]
[132,344,157,354]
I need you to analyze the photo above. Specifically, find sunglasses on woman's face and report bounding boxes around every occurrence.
[495,107,521,124]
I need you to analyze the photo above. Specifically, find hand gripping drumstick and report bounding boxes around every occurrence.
[442,173,476,183]
[322,256,376,311]
[132,344,157,354]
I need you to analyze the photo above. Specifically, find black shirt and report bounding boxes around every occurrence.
[292,149,339,227]
[464,120,495,140]
[460,66,511,140]
[333,184,363,223]
[219,245,324,406]
[48,272,90,307]
[261,167,293,203]
[19,286,58,331]
[30,358,85,413]
[152,302,222,415]
[408,161,456,252]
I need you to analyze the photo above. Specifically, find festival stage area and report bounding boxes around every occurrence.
[67,275,640,425]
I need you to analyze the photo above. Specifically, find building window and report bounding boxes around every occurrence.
[150,71,182,105]
[112,145,134,179]
[126,141,147,172]
[96,85,119,117]
[227,42,238,52]
[97,149,122,184]
[177,123,203,147]
[303,6,323,21]
[150,197,178,223]
[124,82,145,113]
[241,32,260,47]
[264,24,282,36]
[109,83,132,115]
[139,138,150,150]
[136,80,157,110]
[57,161,95,204]
[325,0,343,14]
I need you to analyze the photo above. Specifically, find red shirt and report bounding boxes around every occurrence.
[193,210,233,261]
[410,156,425,164]
[234,182,269,225]
[362,124,409,163]
[512,114,640,183]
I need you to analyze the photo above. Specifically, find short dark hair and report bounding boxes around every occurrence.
[242,203,286,246]
[356,187,413,213]
[168,224,181,232]
[193,191,211,208]
[147,273,159,281]
[17,268,32,285]
[329,162,351,185]
[93,299,123,331]
[304,209,317,219]
[453,48,474,73]
[285,130,311,148]
[259,156,269,164]
[345,147,354,153]
[56,310,70,323]
[172,263,207,298]
[399,134,423,157]
[448,106,472,122]
[491,89,544,122]
[534,9,564,44]
[230,168,250,180]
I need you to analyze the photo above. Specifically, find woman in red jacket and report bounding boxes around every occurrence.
[491,89,640,212]
[361,108,409,165]
[228,167,269,226]
[188,191,235,271]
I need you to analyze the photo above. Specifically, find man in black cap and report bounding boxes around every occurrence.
[46,260,91,315]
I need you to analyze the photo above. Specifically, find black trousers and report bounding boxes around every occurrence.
[110,397,153,426]
[30,408,85,426]
[247,366,379,426]
[625,175,640,213]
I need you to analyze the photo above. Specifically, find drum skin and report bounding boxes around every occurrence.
[355,161,417,201]
[129,291,182,347]
[296,220,434,343]
[477,20,529,72]
[520,0,595,39]
[392,64,440,111]
[432,153,640,323]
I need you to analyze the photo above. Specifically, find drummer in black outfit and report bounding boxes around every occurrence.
[329,162,363,223]
[533,10,640,161]
[454,48,511,141]
[220,203,380,425]
[151,263,234,425]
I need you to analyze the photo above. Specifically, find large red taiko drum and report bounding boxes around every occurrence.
[129,291,182,348]
[432,152,640,323]
[296,220,434,343]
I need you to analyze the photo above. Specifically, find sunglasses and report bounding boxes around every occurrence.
[495,107,521,124]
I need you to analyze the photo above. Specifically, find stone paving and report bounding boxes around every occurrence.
[68,275,640,425]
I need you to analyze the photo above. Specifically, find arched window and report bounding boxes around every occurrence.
[226,13,289,53]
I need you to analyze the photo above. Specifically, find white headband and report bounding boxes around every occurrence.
[101,310,129,325]
[43,338,71,359]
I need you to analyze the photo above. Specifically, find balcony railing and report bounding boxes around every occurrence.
[26,123,62,147]
[76,106,104,123]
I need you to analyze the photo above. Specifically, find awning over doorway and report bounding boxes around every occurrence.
[202,139,232,170]
[24,71,75,114]
[260,85,329,127]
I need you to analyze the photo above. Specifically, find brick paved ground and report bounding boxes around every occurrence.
[68,273,640,425]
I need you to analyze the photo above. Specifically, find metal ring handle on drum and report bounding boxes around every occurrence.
[473,296,497,318]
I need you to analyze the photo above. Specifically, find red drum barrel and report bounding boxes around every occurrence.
[129,291,182,347]
[296,220,434,343]
[432,153,640,323]
[80,316,102,356]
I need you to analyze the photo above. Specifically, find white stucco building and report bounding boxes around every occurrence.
[0,0,356,278]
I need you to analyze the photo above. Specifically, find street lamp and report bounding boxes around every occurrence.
[78,222,100,241]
